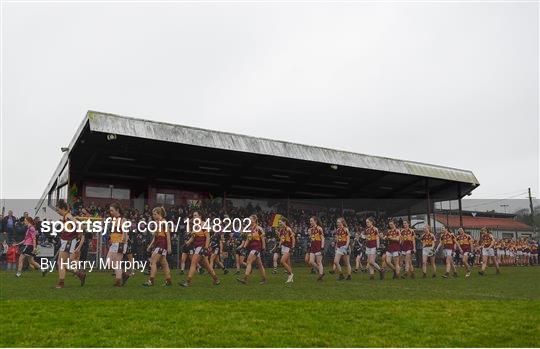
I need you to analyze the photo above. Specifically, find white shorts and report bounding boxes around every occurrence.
[462,251,470,258]
[366,247,377,255]
[443,249,453,257]
[335,246,348,256]
[309,251,322,257]
[386,251,399,258]
[60,239,79,254]
[422,247,434,256]
[281,246,291,255]
[496,250,505,257]
[482,248,495,257]
[109,242,127,254]
[401,249,412,256]
[193,246,206,255]
[517,251,523,256]
[152,247,168,256]
[508,252,514,257]
[248,249,260,257]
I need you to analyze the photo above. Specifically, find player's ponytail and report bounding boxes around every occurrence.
[25,216,35,226]
[153,206,166,219]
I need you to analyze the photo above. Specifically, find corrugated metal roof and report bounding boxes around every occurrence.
[435,214,533,231]
[87,111,480,185]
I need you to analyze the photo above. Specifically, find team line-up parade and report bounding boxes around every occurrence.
[7,199,539,288]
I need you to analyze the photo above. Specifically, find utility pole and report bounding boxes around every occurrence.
[528,187,536,233]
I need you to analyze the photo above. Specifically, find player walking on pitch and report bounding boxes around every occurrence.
[142,207,173,286]
[180,211,220,287]
[307,216,325,281]
[278,216,295,283]
[107,202,131,287]
[456,228,473,277]
[15,217,45,277]
[54,200,86,288]
[420,226,437,278]
[479,227,501,276]
[365,217,385,280]
[236,214,267,285]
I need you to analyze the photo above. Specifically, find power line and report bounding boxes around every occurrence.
[484,188,531,200]
[464,192,529,209]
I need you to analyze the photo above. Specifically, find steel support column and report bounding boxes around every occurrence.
[425,179,431,227]
[458,184,463,227]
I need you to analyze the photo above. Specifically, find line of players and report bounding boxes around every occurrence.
[19,200,538,288]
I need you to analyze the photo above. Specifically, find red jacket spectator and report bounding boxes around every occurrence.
[6,245,19,263]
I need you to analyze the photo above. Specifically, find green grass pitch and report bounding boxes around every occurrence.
[1,266,539,347]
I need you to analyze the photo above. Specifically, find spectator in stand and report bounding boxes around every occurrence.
[0,240,8,270]
[72,196,84,215]
[2,210,17,243]
[15,219,27,242]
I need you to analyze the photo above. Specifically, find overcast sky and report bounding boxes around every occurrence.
[1,1,538,202]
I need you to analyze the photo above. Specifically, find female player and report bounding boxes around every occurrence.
[180,211,220,287]
[234,231,248,275]
[180,234,191,275]
[400,220,416,278]
[364,217,385,280]
[456,228,473,277]
[271,234,281,274]
[479,227,500,275]
[334,217,352,281]
[55,199,86,288]
[278,216,295,283]
[125,231,136,277]
[142,207,172,286]
[262,232,277,273]
[352,230,365,273]
[385,219,401,279]
[505,239,513,266]
[236,214,267,284]
[495,239,505,266]
[107,202,131,287]
[420,226,437,278]
[522,238,530,266]
[474,240,482,266]
[516,239,524,266]
[531,241,538,265]
[15,217,44,277]
[209,229,228,274]
[179,231,192,275]
[305,237,313,273]
[307,216,325,281]
[435,226,460,278]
